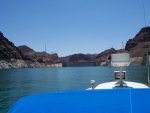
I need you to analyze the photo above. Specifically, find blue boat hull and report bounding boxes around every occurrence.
[8,89,150,113]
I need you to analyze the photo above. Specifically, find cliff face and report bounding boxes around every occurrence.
[18,45,62,65]
[125,26,150,65]
[0,32,27,60]
[125,26,150,57]
[125,26,150,53]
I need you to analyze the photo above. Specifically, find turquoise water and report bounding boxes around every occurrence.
[0,66,149,113]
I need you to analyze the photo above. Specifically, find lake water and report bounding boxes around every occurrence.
[0,66,149,113]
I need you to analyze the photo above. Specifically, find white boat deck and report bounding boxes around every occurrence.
[89,81,149,90]
[89,81,149,89]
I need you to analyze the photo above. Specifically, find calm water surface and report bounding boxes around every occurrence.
[0,66,149,113]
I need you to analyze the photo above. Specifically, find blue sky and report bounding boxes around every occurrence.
[0,0,150,57]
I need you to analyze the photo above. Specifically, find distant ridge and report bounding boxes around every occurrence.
[69,53,90,62]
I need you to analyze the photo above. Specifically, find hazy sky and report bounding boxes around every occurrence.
[0,0,150,57]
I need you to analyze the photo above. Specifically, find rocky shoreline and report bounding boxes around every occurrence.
[0,59,62,69]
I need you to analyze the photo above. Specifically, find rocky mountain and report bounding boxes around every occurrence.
[125,26,150,65]
[95,48,117,66]
[60,53,97,63]
[0,32,45,69]
[18,45,34,53]
[68,53,91,62]
[125,26,150,51]
[60,55,71,62]
[18,45,62,65]
[0,32,62,69]
[96,48,116,61]
[0,32,27,60]
[86,53,98,61]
